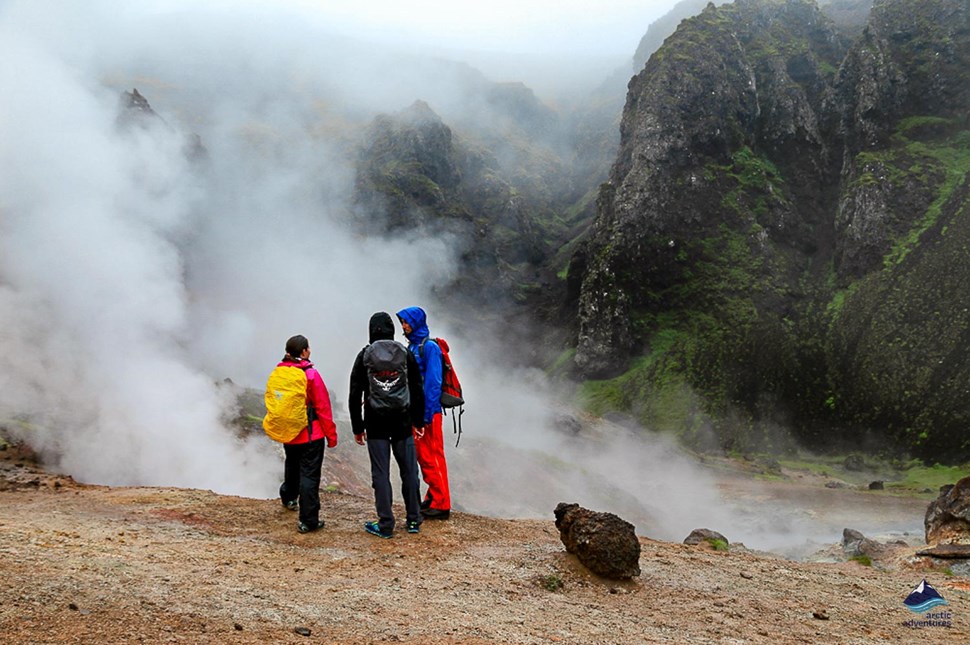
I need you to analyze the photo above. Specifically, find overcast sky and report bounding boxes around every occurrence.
[294,0,678,55]
[118,0,683,95]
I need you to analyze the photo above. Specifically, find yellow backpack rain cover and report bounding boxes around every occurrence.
[263,365,309,443]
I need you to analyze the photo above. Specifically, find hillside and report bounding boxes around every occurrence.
[2,442,968,644]
[570,0,970,462]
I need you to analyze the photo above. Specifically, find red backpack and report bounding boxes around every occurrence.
[420,337,465,445]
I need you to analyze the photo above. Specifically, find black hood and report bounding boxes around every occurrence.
[368,312,395,343]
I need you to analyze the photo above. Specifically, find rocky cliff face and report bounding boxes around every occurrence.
[353,99,567,321]
[574,0,970,461]
[577,0,846,376]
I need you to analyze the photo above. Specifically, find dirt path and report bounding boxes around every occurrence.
[1,444,968,644]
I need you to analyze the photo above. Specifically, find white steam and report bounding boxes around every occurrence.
[0,3,454,495]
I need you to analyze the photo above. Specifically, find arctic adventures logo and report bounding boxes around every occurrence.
[901,579,952,629]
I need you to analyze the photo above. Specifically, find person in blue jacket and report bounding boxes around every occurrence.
[396,306,451,519]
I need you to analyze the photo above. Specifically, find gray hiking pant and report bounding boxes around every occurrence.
[368,435,422,533]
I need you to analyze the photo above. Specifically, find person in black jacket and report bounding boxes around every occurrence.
[349,312,425,538]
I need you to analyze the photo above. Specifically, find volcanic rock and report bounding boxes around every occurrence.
[554,502,641,579]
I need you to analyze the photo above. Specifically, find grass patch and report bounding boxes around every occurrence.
[538,573,564,592]
[886,463,969,493]
[849,554,872,567]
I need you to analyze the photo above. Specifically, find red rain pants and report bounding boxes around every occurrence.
[414,412,451,511]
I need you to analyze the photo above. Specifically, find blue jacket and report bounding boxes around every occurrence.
[397,306,442,425]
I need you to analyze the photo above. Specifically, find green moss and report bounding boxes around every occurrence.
[850,554,872,567]
[881,133,970,268]
[896,116,953,135]
[706,538,729,551]
[826,282,861,320]
[713,147,788,222]
[818,60,838,77]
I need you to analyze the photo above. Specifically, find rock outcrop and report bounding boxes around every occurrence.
[554,502,641,579]
[925,477,970,545]
[841,528,887,558]
[684,528,729,548]
[570,0,970,462]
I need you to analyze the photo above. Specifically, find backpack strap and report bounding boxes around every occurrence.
[453,404,464,447]
[420,338,462,445]
[298,363,317,433]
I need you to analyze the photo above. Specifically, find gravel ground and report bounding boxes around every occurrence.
[0,442,968,644]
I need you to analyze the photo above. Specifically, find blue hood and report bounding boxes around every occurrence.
[396,306,430,344]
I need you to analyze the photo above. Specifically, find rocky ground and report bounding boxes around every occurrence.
[1,441,968,644]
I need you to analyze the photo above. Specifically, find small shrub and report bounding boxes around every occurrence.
[706,538,729,552]
[538,574,564,592]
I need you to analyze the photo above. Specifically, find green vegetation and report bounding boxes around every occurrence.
[713,147,788,221]
[849,555,872,567]
[538,573,564,592]
[881,131,970,268]
[706,538,729,552]
[572,0,970,465]
[886,463,968,494]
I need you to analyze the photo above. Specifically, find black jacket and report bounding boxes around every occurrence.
[349,312,424,440]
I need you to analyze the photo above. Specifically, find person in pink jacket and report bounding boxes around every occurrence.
[276,334,338,533]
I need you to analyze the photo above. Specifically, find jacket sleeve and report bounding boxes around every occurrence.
[406,351,425,428]
[421,340,443,425]
[307,368,338,445]
[348,350,366,435]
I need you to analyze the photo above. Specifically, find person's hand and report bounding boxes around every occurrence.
[413,425,425,439]
[327,435,338,448]
[355,432,366,446]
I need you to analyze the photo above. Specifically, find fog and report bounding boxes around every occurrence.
[0,0,916,554]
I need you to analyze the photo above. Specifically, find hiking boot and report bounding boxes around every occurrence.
[420,495,433,511]
[406,520,421,534]
[297,520,325,533]
[421,508,450,520]
[283,499,298,511]
[364,521,393,539]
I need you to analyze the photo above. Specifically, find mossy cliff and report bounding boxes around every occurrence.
[574,0,970,461]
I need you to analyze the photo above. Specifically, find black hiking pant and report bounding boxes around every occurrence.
[280,438,326,526]
[368,434,422,533]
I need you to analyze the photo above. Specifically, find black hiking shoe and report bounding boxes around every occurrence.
[421,508,450,520]
[297,520,324,533]
[406,520,421,534]
[420,496,433,511]
[364,521,393,539]
[283,499,298,511]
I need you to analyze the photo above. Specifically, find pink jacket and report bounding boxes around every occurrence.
[278,359,338,447]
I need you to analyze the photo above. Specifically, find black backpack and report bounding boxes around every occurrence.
[362,339,410,412]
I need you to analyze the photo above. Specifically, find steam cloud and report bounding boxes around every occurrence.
[0,1,919,553]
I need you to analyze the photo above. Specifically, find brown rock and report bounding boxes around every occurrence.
[554,503,641,579]
[924,477,970,545]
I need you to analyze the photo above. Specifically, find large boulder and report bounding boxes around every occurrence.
[684,528,729,549]
[925,477,970,546]
[841,528,888,558]
[554,503,641,579]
